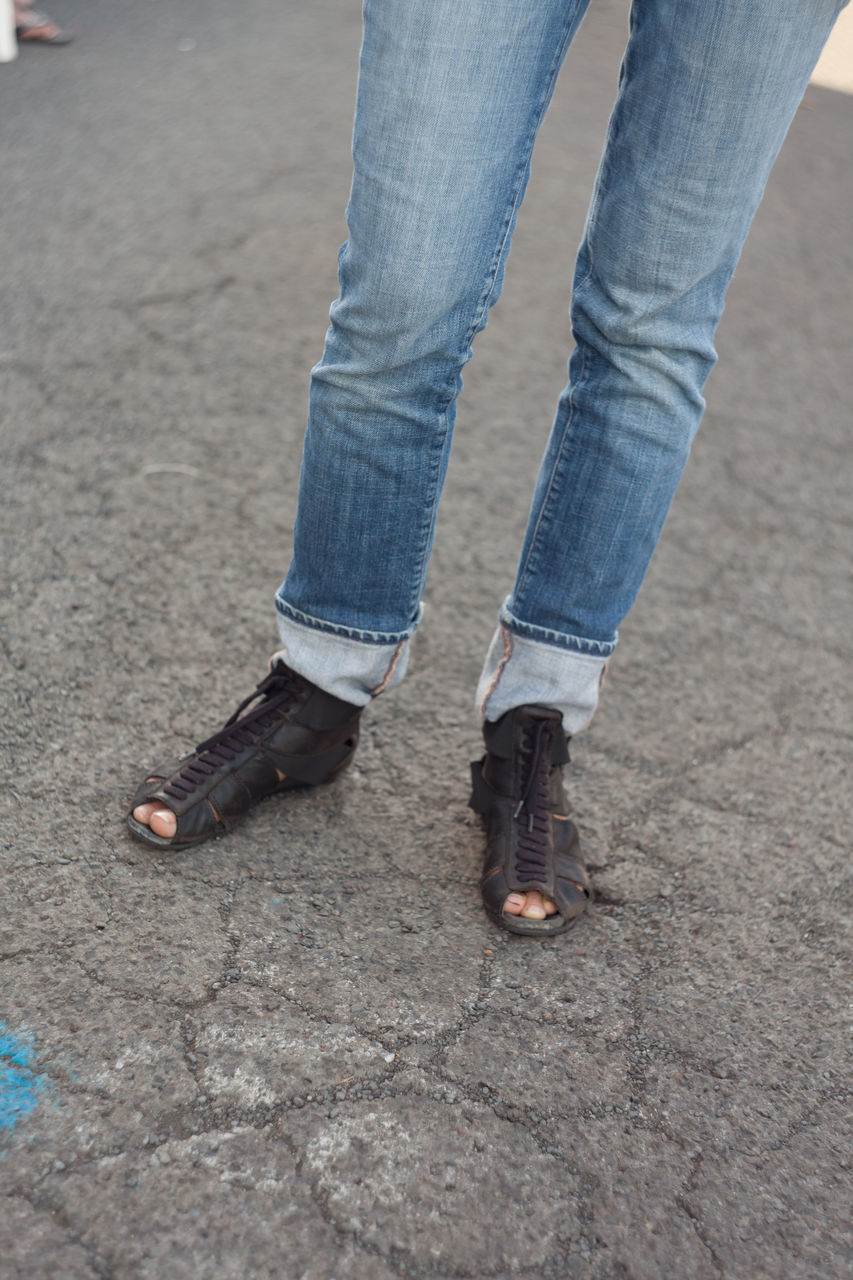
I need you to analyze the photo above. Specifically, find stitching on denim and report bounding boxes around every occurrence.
[406,403,452,620]
[369,639,406,696]
[275,596,415,646]
[478,625,513,717]
[511,624,615,656]
[511,143,602,604]
[502,606,616,656]
[513,330,589,607]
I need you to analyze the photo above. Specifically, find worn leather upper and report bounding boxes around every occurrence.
[128,663,361,848]
[470,705,590,933]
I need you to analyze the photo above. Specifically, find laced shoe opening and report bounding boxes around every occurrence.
[163,664,308,801]
[512,719,555,884]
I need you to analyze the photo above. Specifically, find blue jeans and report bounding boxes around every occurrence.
[275,0,843,733]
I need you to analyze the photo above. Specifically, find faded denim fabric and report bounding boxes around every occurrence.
[275,0,845,730]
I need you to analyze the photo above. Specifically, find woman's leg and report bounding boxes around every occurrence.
[475,0,845,925]
[274,0,593,703]
[479,0,847,733]
[135,0,595,847]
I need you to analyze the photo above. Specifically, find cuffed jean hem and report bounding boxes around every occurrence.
[476,603,611,735]
[275,594,421,646]
[498,600,617,658]
[273,595,417,705]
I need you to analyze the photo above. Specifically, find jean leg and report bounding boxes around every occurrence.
[480,0,846,728]
[276,0,592,702]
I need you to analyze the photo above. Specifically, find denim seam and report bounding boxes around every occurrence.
[512,329,590,608]
[275,595,416,646]
[477,624,513,717]
[406,403,453,621]
[512,158,599,604]
[511,70,606,610]
[369,639,407,696]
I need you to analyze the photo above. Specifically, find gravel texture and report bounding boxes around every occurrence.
[1,2,850,1277]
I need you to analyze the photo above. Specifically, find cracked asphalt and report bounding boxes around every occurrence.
[1,1,851,1277]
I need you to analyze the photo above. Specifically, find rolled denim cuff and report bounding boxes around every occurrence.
[498,600,617,658]
[476,609,610,736]
[274,597,414,706]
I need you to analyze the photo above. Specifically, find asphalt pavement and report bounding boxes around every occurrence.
[1,1,851,1277]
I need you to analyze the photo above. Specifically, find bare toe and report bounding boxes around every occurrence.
[132,802,177,839]
[520,890,560,919]
[519,890,545,919]
[504,890,561,919]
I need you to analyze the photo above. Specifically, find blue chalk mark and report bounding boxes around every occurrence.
[0,1023,49,1132]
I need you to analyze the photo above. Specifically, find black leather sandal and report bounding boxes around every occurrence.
[127,661,361,851]
[469,705,590,936]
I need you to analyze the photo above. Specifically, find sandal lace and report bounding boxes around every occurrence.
[163,664,308,800]
[512,719,555,883]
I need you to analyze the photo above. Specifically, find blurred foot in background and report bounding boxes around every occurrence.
[14,3,72,44]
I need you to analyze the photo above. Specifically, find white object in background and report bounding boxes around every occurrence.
[811,3,853,95]
[0,0,18,62]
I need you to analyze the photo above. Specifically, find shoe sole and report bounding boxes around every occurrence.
[484,902,580,937]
